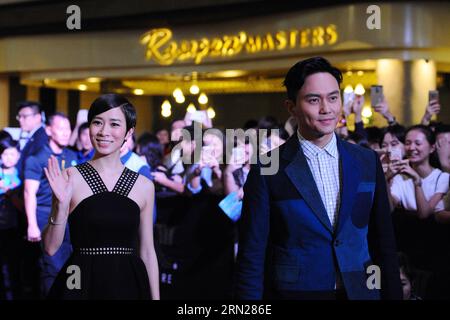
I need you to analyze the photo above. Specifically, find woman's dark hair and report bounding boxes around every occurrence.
[136,133,163,170]
[365,126,383,148]
[0,130,13,144]
[88,93,136,132]
[406,125,436,145]
[283,56,343,102]
[381,124,406,145]
[0,138,19,155]
[346,131,370,149]
[257,116,279,130]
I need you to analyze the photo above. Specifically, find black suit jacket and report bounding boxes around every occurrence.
[17,126,48,180]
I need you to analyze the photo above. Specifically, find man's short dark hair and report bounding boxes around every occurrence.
[435,124,450,136]
[283,56,343,102]
[46,112,69,126]
[17,101,42,114]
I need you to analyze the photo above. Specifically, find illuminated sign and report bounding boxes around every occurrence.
[140,24,338,65]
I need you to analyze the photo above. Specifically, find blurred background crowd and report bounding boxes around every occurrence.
[1,0,450,301]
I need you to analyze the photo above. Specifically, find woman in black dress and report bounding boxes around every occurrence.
[42,93,159,299]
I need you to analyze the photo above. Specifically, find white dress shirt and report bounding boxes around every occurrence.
[298,132,341,228]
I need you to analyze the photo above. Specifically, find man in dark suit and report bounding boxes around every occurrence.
[235,57,402,300]
[16,101,48,181]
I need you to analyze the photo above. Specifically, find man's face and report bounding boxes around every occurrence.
[17,106,41,132]
[47,116,72,148]
[79,128,93,151]
[437,132,450,156]
[287,72,341,140]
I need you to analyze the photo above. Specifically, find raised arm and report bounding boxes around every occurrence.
[421,100,440,126]
[42,156,73,256]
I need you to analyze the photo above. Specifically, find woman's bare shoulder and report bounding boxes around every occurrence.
[135,174,155,193]
[64,166,82,181]
[65,166,87,190]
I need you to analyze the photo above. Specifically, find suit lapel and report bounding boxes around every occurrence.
[335,139,361,235]
[283,136,333,233]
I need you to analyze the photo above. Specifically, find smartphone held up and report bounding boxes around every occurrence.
[370,85,383,107]
[429,90,439,104]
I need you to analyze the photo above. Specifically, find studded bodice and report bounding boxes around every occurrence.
[68,162,141,249]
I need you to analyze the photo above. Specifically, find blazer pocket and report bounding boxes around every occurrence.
[274,264,300,283]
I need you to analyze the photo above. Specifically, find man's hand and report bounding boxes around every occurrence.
[27,224,41,242]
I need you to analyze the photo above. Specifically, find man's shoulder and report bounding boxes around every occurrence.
[27,145,51,163]
[31,126,47,141]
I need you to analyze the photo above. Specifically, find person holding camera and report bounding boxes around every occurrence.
[137,132,184,195]
[380,125,406,183]
[223,136,254,200]
[421,97,441,126]
[388,125,449,219]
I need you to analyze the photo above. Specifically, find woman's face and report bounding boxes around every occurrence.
[89,107,133,155]
[382,132,405,158]
[203,134,223,160]
[405,130,434,165]
[1,147,20,168]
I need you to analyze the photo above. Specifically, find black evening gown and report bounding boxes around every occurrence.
[48,162,151,299]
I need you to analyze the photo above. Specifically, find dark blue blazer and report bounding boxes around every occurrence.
[17,126,49,180]
[235,134,402,300]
